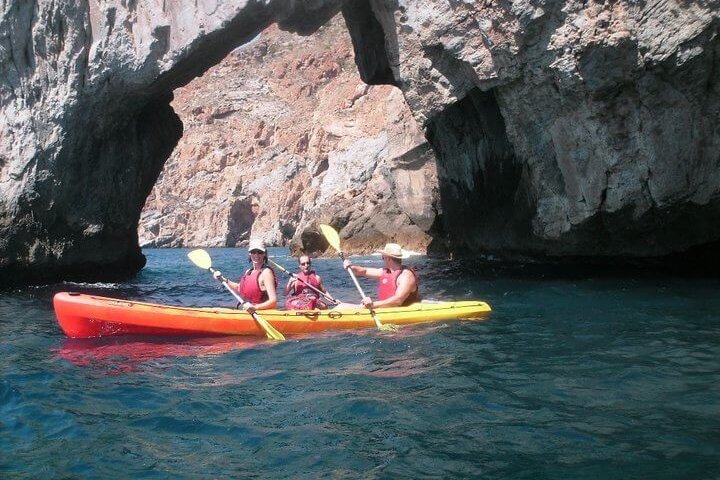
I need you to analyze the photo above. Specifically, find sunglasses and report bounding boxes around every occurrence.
[249,250,264,254]
[300,261,311,266]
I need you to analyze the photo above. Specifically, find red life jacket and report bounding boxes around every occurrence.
[237,266,276,304]
[377,266,421,306]
[287,271,328,310]
[292,271,321,295]
[286,293,322,311]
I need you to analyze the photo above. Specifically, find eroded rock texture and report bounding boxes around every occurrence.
[138,16,438,255]
[347,0,720,260]
[0,0,343,285]
[1,0,719,286]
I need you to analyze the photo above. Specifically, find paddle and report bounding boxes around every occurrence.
[187,249,285,341]
[267,258,341,306]
[318,224,396,331]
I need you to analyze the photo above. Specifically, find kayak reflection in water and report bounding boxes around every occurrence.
[284,254,336,310]
[337,243,421,310]
[213,239,278,314]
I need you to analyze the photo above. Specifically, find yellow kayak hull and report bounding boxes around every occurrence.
[54,292,492,338]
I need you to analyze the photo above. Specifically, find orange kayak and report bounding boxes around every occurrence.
[53,292,492,338]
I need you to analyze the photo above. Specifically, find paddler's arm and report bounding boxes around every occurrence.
[214,270,239,291]
[343,259,383,278]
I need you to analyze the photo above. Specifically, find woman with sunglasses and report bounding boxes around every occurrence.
[214,239,277,314]
[284,255,334,310]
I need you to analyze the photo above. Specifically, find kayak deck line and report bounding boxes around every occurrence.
[53,292,492,339]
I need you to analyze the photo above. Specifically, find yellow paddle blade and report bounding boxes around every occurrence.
[319,224,341,252]
[253,313,286,341]
[187,249,212,270]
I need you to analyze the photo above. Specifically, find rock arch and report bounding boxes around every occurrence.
[2,0,720,286]
[0,1,344,286]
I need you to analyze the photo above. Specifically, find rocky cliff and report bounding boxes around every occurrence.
[138,15,439,255]
[349,0,720,260]
[1,0,719,286]
[0,0,345,285]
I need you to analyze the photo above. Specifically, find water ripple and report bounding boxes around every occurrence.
[1,248,719,478]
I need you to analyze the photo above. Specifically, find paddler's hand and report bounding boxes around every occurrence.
[242,302,256,314]
[361,296,374,309]
[213,270,224,282]
[343,259,352,270]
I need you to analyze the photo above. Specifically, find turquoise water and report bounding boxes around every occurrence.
[1,248,719,478]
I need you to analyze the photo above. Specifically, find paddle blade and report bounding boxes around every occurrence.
[187,249,212,270]
[252,313,286,341]
[319,224,341,252]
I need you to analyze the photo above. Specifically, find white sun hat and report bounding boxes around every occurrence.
[247,239,266,253]
[376,243,409,259]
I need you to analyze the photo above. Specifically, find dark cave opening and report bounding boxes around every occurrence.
[425,87,531,255]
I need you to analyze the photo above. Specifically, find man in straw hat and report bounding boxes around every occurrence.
[342,243,421,309]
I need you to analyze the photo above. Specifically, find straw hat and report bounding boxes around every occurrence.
[376,243,409,259]
[247,239,266,253]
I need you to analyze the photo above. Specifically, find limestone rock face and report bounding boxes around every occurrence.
[138,17,438,254]
[345,0,720,258]
[0,0,344,285]
[2,0,720,286]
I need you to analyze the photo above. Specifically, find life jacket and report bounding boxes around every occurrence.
[292,271,321,295]
[377,266,421,306]
[287,271,329,310]
[237,266,276,304]
[285,293,329,311]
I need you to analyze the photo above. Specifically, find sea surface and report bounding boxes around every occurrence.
[1,248,719,479]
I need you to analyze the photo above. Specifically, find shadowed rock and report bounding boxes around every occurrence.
[0,0,344,286]
[2,0,720,286]
[347,0,720,267]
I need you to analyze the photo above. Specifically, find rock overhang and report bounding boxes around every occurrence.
[2,0,720,286]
